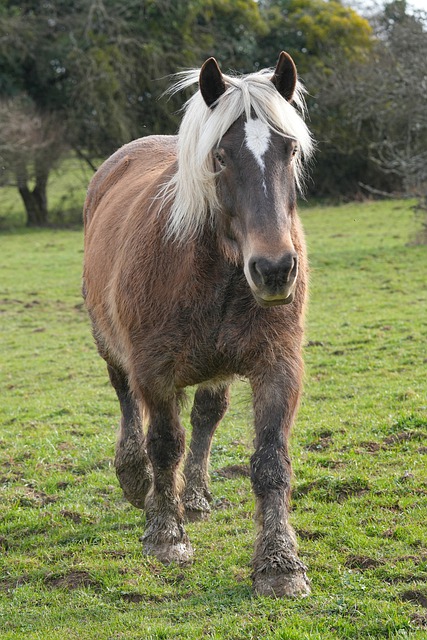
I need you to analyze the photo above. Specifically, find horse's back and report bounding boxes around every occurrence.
[84,135,177,229]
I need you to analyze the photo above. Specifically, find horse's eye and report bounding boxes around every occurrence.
[292,145,298,158]
[214,151,226,167]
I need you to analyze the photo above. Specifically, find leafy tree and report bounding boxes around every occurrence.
[305,0,427,199]
[3,0,424,224]
[0,0,85,224]
[0,96,65,226]
[367,1,427,201]
[256,0,375,196]
[257,0,372,73]
[191,0,267,72]
[0,0,267,224]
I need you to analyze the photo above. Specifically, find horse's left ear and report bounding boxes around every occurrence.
[199,57,226,108]
[271,51,297,102]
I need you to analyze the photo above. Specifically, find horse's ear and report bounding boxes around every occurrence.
[199,57,226,108]
[271,51,297,102]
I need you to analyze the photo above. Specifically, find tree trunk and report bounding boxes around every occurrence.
[17,167,49,227]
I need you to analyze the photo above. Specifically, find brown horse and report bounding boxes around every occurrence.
[83,52,314,597]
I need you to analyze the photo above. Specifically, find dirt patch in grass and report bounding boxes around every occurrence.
[60,510,82,523]
[306,430,334,451]
[359,441,382,453]
[345,555,385,570]
[121,592,146,603]
[296,528,325,540]
[400,590,427,608]
[45,570,99,590]
[357,430,425,454]
[0,470,24,485]
[18,488,58,508]
[121,592,174,603]
[0,575,30,592]
[0,537,9,551]
[217,464,250,479]
[317,459,346,469]
[293,476,370,502]
[383,431,424,446]
[411,613,427,628]
[397,554,427,563]
[384,574,426,584]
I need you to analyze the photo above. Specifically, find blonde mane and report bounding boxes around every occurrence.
[161,66,314,241]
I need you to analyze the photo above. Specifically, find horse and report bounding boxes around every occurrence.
[83,52,314,598]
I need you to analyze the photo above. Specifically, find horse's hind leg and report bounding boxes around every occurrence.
[142,394,193,565]
[182,384,230,521]
[108,365,152,509]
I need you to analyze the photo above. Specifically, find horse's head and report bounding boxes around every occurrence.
[199,53,310,307]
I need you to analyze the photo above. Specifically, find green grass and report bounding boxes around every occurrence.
[0,199,426,639]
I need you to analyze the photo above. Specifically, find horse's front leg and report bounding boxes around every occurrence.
[183,384,230,520]
[250,362,310,597]
[141,394,193,565]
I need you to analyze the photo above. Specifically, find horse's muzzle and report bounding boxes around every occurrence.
[246,252,298,307]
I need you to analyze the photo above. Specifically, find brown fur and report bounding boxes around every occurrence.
[83,57,312,596]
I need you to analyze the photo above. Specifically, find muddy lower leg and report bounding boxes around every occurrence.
[251,453,309,597]
[183,385,230,520]
[108,365,152,509]
[250,370,310,598]
[142,397,193,564]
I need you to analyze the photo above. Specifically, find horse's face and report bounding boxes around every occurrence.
[215,116,299,307]
[200,53,302,307]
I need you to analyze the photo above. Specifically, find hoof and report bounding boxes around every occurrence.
[253,570,311,598]
[142,538,194,565]
[141,517,194,565]
[115,461,152,510]
[183,493,211,522]
[182,484,212,522]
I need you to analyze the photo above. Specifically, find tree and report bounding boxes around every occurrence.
[257,0,372,73]
[366,1,427,201]
[0,97,65,226]
[0,0,267,224]
[256,0,375,196]
[190,0,267,72]
[0,1,77,224]
[304,0,427,199]
[5,0,422,221]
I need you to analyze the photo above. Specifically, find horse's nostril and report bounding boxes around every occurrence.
[249,259,265,287]
[290,253,298,279]
[279,252,298,282]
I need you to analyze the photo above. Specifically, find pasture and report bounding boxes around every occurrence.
[0,199,426,639]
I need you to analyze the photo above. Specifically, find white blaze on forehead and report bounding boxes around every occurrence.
[244,118,271,173]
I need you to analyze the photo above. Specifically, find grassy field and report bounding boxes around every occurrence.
[0,198,426,639]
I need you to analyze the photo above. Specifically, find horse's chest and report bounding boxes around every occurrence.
[172,294,267,385]
[136,269,287,387]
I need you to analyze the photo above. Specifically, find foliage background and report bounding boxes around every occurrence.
[0,0,426,225]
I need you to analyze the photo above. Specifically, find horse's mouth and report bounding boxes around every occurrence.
[252,290,295,307]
